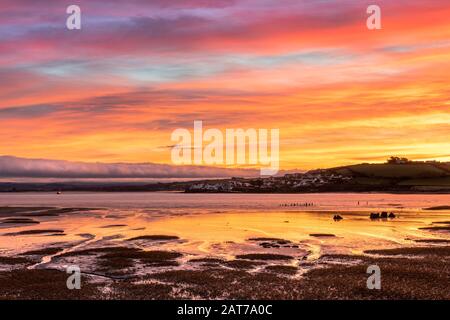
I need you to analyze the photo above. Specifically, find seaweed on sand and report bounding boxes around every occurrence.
[223,259,264,270]
[364,246,450,256]
[1,218,39,225]
[0,269,101,299]
[423,206,450,211]
[58,246,183,275]
[126,235,179,241]
[0,256,32,265]
[4,229,64,236]
[420,225,450,232]
[309,233,336,238]
[20,247,65,256]
[235,253,293,261]
[265,265,298,275]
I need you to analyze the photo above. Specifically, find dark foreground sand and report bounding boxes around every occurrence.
[1,244,449,300]
[1,206,449,300]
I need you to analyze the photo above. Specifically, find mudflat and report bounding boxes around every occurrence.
[0,202,449,300]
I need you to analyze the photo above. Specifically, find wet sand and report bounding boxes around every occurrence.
[0,200,449,300]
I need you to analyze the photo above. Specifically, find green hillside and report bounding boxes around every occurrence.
[334,163,449,179]
[398,176,450,186]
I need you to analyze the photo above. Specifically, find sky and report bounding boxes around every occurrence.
[0,0,449,179]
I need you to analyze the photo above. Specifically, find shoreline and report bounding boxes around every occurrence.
[1,190,450,195]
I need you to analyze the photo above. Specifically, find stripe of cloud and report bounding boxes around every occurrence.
[0,1,380,59]
[2,0,449,69]
[0,155,260,179]
[15,48,351,85]
[1,86,272,120]
[0,104,59,119]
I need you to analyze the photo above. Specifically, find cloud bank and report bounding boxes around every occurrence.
[0,156,260,179]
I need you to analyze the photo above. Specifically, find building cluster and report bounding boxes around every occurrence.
[186,171,351,192]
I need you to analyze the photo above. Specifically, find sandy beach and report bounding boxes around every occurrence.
[0,193,449,299]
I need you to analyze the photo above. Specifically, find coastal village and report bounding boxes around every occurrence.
[185,158,450,193]
[186,170,353,193]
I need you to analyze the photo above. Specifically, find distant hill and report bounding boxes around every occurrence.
[329,163,450,179]
[318,161,450,192]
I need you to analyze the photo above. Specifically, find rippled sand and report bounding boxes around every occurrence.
[0,193,449,299]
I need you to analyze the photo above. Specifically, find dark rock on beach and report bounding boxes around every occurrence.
[370,212,396,219]
[370,213,380,219]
